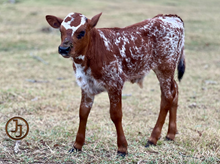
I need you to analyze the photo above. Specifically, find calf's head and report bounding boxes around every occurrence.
[46,12,102,58]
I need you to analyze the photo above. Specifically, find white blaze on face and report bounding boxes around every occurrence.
[61,12,86,36]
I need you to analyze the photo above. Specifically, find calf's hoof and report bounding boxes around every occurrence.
[165,136,174,141]
[117,151,127,158]
[145,141,156,148]
[68,147,81,153]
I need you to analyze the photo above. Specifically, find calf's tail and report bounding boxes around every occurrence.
[177,46,185,82]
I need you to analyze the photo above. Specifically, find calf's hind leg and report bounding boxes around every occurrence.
[146,69,178,146]
[166,79,178,140]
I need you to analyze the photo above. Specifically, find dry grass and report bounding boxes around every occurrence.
[0,0,220,163]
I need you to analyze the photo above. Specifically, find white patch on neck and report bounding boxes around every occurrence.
[75,55,85,60]
[98,30,112,51]
[61,13,86,36]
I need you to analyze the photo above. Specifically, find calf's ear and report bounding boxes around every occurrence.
[89,13,102,28]
[45,15,63,28]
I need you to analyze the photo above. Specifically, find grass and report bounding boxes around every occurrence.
[0,0,220,163]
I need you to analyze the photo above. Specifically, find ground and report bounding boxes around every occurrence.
[0,0,220,163]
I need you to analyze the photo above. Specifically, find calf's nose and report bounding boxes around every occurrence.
[58,46,71,56]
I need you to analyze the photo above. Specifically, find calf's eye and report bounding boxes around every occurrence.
[77,30,86,39]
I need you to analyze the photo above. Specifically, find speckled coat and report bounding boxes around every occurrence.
[46,12,185,155]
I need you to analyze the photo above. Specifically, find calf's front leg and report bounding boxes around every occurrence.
[69,90,94,152]
[108,89,128,156]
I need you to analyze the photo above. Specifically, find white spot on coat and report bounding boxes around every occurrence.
[75,55,85,60]
[98,30,112,51]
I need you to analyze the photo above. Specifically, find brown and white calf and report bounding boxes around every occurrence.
[46,12,185,156]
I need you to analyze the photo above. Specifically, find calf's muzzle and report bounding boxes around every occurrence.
[58,46,71,58]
